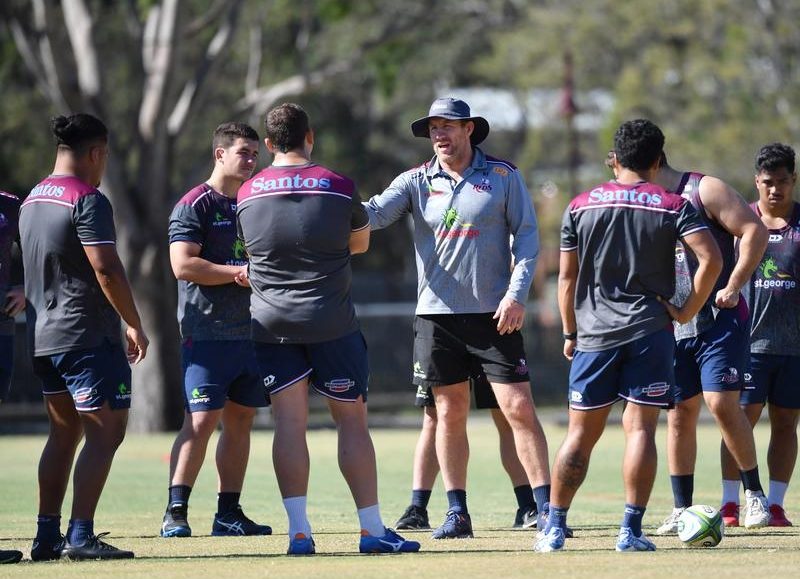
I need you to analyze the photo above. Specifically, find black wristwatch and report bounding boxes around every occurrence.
[563,331,577,340]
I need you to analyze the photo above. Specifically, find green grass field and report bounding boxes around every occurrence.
[0,414,797,577]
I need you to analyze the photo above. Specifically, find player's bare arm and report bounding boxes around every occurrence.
[699,176,768,308]
[557,249,578,360]
[84,244,149,363]
[349,225,370,255]
[661,229,722,323]
[170,241,245,285]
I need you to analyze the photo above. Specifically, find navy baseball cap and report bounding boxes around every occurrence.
[411,97,490,145]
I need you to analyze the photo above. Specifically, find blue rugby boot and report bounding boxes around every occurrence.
[431,510,473,539]
[359,528,421,553]
[287,533,315,555]
[161,503,191,538]
[212,505,272,536]
[533,526,566,553]
[615,527,656,552]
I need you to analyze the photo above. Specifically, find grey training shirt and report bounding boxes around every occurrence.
[561,180,707,352]
[364,147,539,314]
[237,163,368,344]
[19,175,121,356]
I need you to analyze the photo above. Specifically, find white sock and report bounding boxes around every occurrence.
[722,479,741,505]
[283,496,312,538]
[357,504,385,536]
[769,480,789,507]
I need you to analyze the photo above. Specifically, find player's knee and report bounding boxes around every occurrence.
[705,395,741,421]
[501,396,535,427]
[769,409,800,435]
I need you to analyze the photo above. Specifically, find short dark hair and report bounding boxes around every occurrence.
[50,113,108,155]
[613,119,665,172]
[212,122,259,150]
[755,142,796,174]
[265,103,309,153]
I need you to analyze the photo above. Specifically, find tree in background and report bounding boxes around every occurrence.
[0,0,521,430]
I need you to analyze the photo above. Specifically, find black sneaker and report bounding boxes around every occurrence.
[431,510,473,539]
[30,536,64,561]
[0,550,23,564]
[161,502,191,537]
[395,505,430,530]
[513,507,538,529]
[61,533,134,561]
[211,505,272,536]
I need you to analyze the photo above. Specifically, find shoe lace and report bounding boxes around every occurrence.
[747,495,768,514]
[88,532,117,550]
[664,509,683,524]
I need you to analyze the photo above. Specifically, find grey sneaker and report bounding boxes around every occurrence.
[655,508,685,535]
[744,490,769,529]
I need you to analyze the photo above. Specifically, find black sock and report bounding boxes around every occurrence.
[411,489,432,509]
[168,484,192,507]
[670,474,693,508]
[217,492,241,514]
[740,467,764,494]
[36,514,61,543]
[513,485,535,511]
[446,489,468,514]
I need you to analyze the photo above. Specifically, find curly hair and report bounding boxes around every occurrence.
[613,119,665,172]
[755,142,795,174]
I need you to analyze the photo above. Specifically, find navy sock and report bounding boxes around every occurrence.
[446,489,468,514]
[622,504,646,536]
[533,484,550,515]
[66,519,93,546]
[547,506,568,532]
[740,467,764,494]
[411,489,432,509]
[36,514,61,543]
[168,484,192,507]
[513,485,535,511]
[670,474,694,508]
[217,492,241,515]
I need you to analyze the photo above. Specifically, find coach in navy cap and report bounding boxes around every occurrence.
[365,95,550,541]
[411,97,490,145]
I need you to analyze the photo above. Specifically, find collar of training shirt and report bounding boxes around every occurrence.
[423,146,489,185]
